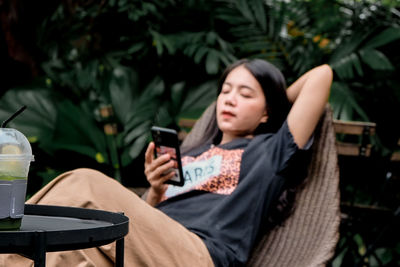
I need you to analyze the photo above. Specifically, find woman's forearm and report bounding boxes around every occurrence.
[286,64,331,104]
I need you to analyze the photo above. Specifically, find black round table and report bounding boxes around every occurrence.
[0,204,129,267]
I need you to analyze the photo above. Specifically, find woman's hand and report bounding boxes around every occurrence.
[144,142,175,206]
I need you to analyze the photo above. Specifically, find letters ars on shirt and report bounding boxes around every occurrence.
[163,147,244,200]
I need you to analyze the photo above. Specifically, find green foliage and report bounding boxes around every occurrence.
[1,0,399,185]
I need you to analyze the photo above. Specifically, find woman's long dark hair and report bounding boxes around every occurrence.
[183,59,304,229]
[183,58,290,150]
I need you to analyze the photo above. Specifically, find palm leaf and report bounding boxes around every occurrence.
[363,27,400,50]
[109,66,139,125]
[49,100,108,160]
[0,88,57,142]
[359,49,394,71]
[329,82,369,121]
[331,53,364,80]
[329,31,370,65]
[205,49,220,74]
[249,0,267,31]
[178,81,218,120]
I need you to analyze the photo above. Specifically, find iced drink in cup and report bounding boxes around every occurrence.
[0,128,34,230]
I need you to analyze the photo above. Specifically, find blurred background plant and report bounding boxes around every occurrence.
[1,0,399,265]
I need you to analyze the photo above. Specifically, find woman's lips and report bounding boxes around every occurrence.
[221,111,236,118]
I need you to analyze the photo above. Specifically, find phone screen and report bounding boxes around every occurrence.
[151,126,184,186]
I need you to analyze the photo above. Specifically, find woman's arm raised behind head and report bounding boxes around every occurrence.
[286,64,333,149]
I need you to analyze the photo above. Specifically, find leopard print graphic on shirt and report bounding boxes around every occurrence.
[162,146,244,200]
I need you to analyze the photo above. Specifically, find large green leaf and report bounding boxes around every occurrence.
[0,88,57,143]
[249,0,267,31]
[205,49,220,74]
[48,100,108,161]
[170,82,186,112]
[109,66,139,125]
[363,27,400,50]
[359,49,394,71]
[150,30,176,56]
[329,31,369,66]
[122,77,165,131]
[331,53,364,80]
[329,82,369,121]
[126,133,149,164]
[178,81,218,120]
[115,77,166,166]
[236,0,255,24]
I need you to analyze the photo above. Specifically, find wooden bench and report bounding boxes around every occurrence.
[333,119,376,157]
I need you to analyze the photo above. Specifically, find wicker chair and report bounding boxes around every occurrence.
[181,102,341,267]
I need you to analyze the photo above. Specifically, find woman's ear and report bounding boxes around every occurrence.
[260,111,268,123]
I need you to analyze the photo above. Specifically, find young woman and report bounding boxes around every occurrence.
[0,59,332,267]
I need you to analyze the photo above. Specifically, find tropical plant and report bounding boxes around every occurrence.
[1,0,399,187]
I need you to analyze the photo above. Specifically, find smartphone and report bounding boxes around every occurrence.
[151,126,184,186]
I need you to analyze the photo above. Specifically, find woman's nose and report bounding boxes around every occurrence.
[225,91,237,106]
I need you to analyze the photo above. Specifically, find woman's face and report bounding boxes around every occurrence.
[216,65,268,144]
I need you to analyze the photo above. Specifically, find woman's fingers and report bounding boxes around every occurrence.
[154,169,176,185]
[145,142,170,171]
[145,142,155,165]
[149,160,175,182]
[147,167,175,196]
[144,143,175,184]
[146,154,171,174]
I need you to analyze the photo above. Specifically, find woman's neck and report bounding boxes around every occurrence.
[220,133,254,145]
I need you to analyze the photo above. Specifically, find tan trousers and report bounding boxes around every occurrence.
[0,168,214,267]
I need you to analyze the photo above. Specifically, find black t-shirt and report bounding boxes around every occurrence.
[157,121,311,266]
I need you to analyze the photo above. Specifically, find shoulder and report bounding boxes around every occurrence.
[244,120,313,172]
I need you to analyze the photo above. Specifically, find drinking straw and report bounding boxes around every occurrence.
[1,106,27,128]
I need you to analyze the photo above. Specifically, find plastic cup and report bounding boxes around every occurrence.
[0,128,34,230]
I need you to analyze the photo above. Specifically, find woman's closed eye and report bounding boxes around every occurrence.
[221,85,232,94]
[239,88,254,98]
